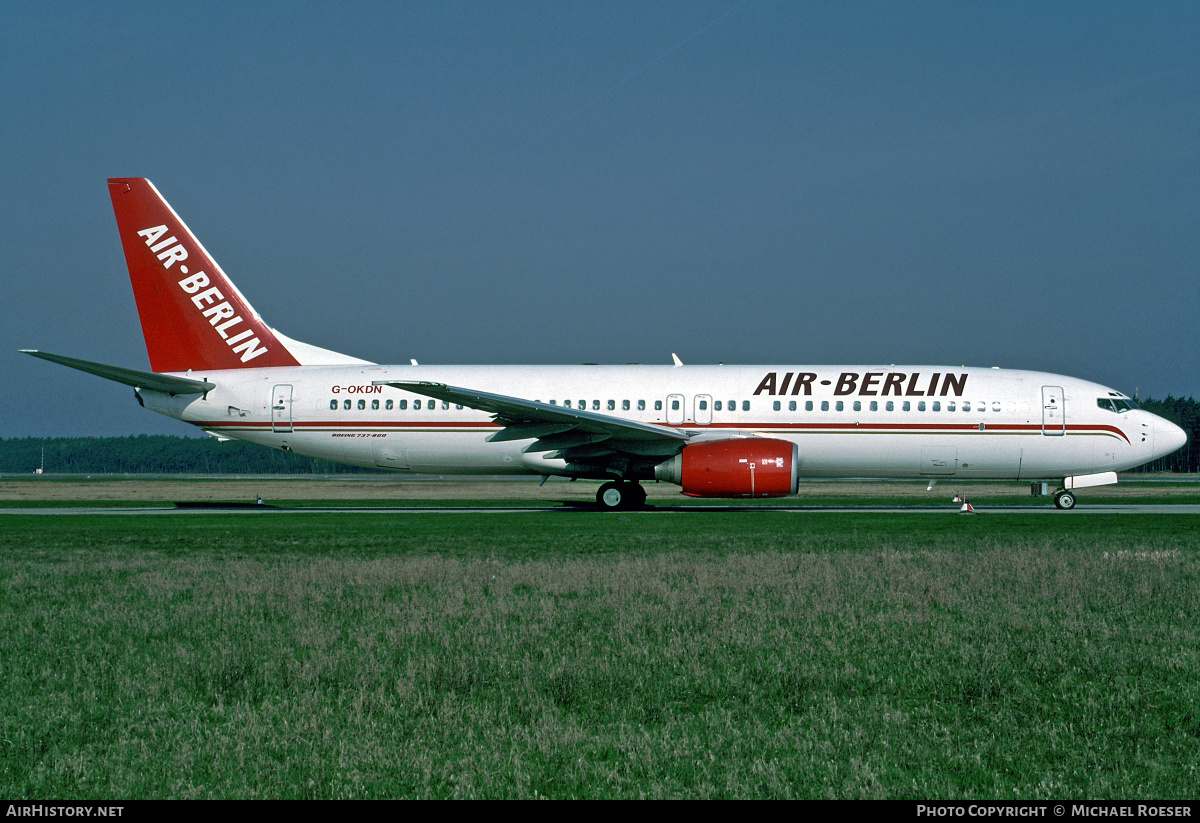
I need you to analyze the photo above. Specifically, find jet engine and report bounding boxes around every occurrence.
[654,438,799,498]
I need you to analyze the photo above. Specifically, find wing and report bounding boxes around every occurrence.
[373,380,691,465]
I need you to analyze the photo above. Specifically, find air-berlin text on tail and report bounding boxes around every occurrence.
[136,225,269,363]
[753,371,968,397]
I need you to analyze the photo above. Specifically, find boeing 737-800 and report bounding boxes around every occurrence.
[21,179,1187,509]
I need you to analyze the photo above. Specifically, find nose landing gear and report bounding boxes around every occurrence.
[1053,490,1076,510]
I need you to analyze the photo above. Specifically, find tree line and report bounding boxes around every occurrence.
[1,396,1195,474]
[0,435,379,475]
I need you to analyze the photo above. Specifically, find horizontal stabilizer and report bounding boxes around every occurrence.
[20,350,215,395]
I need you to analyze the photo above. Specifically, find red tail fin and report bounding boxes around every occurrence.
[108,178,300,372]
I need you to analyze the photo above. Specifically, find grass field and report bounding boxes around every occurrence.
[2,488,1199,799]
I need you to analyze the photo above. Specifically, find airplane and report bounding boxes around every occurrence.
[21,178,1188,510]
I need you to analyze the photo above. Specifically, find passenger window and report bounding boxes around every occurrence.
[579,400,585,410]
[773,401,781,411]
[977,402,985,413]
[853,401,861,412]
[947,402,956,412]
[932,401,940,412]
[638,400,645,411]
[655,400,663,411]
[821,401,829,411]
[714,401,722,411]
[870,401,878,412]
[343,399,351,410]
[742,401,750,411]
[413,399,422,410]
[672,399,680,411]
[836,401,844,412]
[806,401,813,412]
[358,399,365,410]
[607,400,615,410]
[399,399,407,410]
[918,401,925,412]
[372,399,379,410]
[789,401,796,411]
[329,399,337,411]
[886,401,894,412]
[700,400,709,410]
[593,400,600,410]
[386,399,393,410]
[563,400,571,408]
[622,400,629,410]
[962,402,971,412]
[727,399,735,410]
[549,399,557,405]
[902,401,910,411]
[443,401,450,410]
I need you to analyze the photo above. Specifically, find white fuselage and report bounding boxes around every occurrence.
[138,363,1176,482]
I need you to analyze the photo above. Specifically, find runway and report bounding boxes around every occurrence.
[4,503,1200,515]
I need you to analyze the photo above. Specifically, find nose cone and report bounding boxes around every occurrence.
[1154,415,1188,458]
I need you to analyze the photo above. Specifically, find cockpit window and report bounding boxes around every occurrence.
[1099,397,1136,413]
[1097,398,1116,413]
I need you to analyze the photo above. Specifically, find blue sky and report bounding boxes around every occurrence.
[3,1,1197,436]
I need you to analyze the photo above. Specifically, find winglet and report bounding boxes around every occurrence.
[671,353,683,367]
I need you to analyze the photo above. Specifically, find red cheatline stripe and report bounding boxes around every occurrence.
[190,419,1130,443]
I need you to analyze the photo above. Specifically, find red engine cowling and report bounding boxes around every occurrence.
[654,438,799,498]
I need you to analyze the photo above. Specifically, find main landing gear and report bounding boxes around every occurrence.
[596,481,647,511]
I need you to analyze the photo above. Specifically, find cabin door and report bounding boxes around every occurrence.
[271,384,293,433]
[1041,386,1065,436]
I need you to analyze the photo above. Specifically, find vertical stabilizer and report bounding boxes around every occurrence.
[108,178,301,372]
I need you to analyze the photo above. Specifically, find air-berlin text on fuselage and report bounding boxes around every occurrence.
[136,225,269,363]
[752,371,968,397]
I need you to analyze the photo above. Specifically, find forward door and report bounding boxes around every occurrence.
[1041,386,1064,436]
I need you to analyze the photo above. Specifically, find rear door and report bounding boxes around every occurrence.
[271,384,293,433]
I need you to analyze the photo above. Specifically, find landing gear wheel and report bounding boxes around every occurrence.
[1054,491,1076,510]
[598,482,626,510]
[596,482,646,511]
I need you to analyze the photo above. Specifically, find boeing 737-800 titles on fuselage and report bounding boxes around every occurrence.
[22,179,1187,509]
